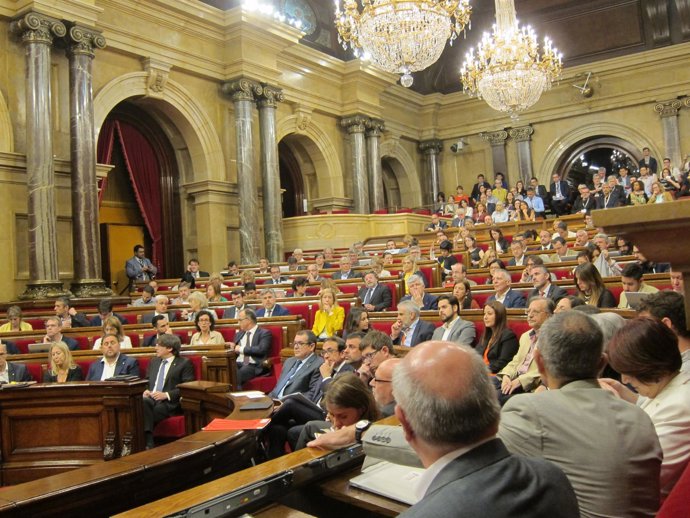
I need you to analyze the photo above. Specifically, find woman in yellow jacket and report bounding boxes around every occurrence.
[312,288,345,339]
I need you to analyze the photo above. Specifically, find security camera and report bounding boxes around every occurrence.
[450,139,466,153]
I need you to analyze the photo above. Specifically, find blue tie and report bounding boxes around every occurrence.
[154,359,168,392]
[275,360,302,398]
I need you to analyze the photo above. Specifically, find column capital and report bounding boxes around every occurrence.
[419,139,443,155]
[256,83,284,109]
[11,11,66,45]
[365,119,385,137]
[509,125,534,143]
[654,99,682,118]
[222,77,262,102]
[683,97,690,110]
[66,24,106,58]
[480,130,509,146]
[341,114,369,134]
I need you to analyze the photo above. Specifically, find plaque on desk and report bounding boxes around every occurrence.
[349,460,424,505]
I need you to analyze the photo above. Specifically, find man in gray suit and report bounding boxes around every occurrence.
[499,311,662,518]
[395,341,579,517]
[432,295,476,346]
[141,295,177,324]
[268,330,322,399]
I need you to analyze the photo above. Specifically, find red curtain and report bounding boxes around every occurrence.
[96,119,116,206]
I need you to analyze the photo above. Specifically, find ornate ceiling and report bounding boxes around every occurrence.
[204,0,690,95]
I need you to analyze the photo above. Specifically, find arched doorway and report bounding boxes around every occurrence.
[97,102,183,288]
[554,136,641,187]
[381,157,402,209]
[278,140,306,217]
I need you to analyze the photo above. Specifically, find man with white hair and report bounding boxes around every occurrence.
[487,270,526,309]
[391,301,435,347]
[400,274,438,310]
[142,295,177,324]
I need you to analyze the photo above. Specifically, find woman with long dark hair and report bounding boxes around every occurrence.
[476,301,519,373]
[343,307,370,339]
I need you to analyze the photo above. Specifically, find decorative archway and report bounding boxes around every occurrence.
[380,137,423,207]
[555,136,641,181]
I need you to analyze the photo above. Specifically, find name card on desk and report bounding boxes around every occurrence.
[202,418,270,431]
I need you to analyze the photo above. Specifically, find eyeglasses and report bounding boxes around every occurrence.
[321,349,337,356]
[372,378,391,383]
[363,351,376,361]
[292,341,310,347]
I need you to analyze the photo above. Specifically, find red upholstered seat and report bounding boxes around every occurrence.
[657,457,690,517]
[120,314,139,325]
[25,318,45,329]
[25,362,44,382]
[396,208,413,213]
[373,209,388,214]
[243,325,284,393]
[608,285,623,305]
[153,415,186,439]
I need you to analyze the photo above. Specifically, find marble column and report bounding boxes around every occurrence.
[655,100,683,168]
[11,13,70,299]
[222,78,262,265]
[341,115,370,214]
[481,130,509,181]
[509,125,535,185]
[366,119,385,212]
[256,84,284,264]
[66,24,111,298]
[419,140,443,207]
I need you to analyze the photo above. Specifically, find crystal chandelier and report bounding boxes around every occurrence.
[460,0,562,118]
[335,0,472,88]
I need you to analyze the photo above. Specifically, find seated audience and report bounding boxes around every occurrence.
[400,274,438,310]
[221,289,249,319]
[453,280,480,310]
[617,262,659,309]
[143,314,173,347]
[487,269,526,309]
[289,277,309,298]
[489,227,509,254]
[476,301,519,374]
[312,288,344,339]
[331,256,362,280]
[42,317,79,351]
[181,291,210,322]
[92,316,133,350]
[399,255,425,294]
[131,285,155,306]
[0,305,33,332]
[268,330,322,399]
[205,281,227,303]
[602,318,690,498]
[527,265,567,303]
[574,263,616,308]
[638,291,690,373]
[232,308,272,386]
[90,299,128,326]
[391,301,435,348]
[181,258,209,284]
[425,213,447,232]
[648,181,674,204]
[171,281,191,305]
[86,334,140,381]
[53,297,90,328]
[0,342,32,382]
[190,310,224,346]
[499,311,662,517]
[555,295,585,314]
[358,271,392,312]
[432,295,476,346]
[255,288,290,318]
[267,265,287,285]
[143,334,195,449]
[629,180,648,205]
[142,295,177,324]
[43,341,83,382]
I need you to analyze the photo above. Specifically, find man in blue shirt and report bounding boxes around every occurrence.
[524,188,545,218]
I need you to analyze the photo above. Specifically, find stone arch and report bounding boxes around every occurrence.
[539,122,655,182]
[380,138,423,207]
[0,89,13,152]
[277,115,343,198]
[94,73,224,182]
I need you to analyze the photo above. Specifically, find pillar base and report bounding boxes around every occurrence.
[70,279,113,298]
[19,281,72,300]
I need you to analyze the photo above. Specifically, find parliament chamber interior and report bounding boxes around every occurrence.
[0,0,689,516]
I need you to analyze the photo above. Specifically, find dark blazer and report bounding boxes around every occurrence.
[60,336,80,351]
[269,354,323,398]
[180,271,210,285]
[235,327,273,365]
[143,333,164,347]
[399,293,438,311]
[487,289,526,309]
[222,305,252,319]
[306,362,356,404]
[146,355,195,408]
[7,362,32,382]
[86,354,140,381]
[476,328,519,373]
[43,365,84,383]
[141,311,177,324]
[596,289,617,308]
[331,270,363,280]
[572,196,594,214]
[638,156,658,174]
[470,181,491,201]
[426,220,448,231]
[400,439,579,518]
[89,313,128,327]
[266,277,288,285]
[392,320,436,347]
[549,180,570,199]
[256,305,291,318]
[528,284,568,304]
[595,191,622,209]
[358,284,392,311]
[68,312,91,328]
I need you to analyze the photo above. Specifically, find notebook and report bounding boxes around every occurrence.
[349,460,425,505]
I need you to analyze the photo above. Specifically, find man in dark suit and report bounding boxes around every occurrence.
[595,182,622,209]
[425,213,448,232]
[125,244,157,288]
[89,299,128,327]
[265,336,353,458]
[400,274,438,311]
[331,256,362,280]
[180,258,209,285]
[143,314,173,347]
[53,297,90,328]
[549,173,570,216]
[638,146,658,174]
[86,334,140,381]
[507,241,527,267]
[255,288,290,318]
[267,266,288,285]
[0,342,32,382]
[143,333,195,449]
[222,289,251,319]
[141,295,177,324]
[572,184,595,214]
[268,330,322,399]
[393,341,579,518]
[527,265,567,304]
[43,317,79,351]
[487,270,526,309]
[431,295,476,346]
[232,308,273,386]
[358,271,392,312]
[391,301,436,347]
[470,173,491,201]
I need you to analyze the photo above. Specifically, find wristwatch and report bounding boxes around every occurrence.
[355,419,372,443]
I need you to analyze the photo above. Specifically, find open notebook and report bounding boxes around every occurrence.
[349,460,425,506]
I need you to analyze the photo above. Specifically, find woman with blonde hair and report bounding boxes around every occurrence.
[647,181,675,204]
[92,316,132,350]
[43,341,83,382]
[479,247,497,268]
[312,288,345,339]
[182,291,211,322]
[399,255,424,294]
[0,305,33,332]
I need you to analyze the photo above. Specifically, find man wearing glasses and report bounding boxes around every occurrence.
[268,330,322,399]
[232,308,272,386]
[358,330,396,385]
[369,358,399,417]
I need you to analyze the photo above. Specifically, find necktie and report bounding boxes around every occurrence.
[275,360,302,397]
[154,359,168,392]
[266,309,272,318]
[556,183,562,197]
[400,329,408,347]
[242,332,252,365]
[364,288,372,305]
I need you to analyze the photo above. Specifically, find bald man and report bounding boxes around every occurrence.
[369,358,399,417]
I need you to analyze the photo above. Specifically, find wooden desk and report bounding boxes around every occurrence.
[0,380,147,484]
[0,383,272,517]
